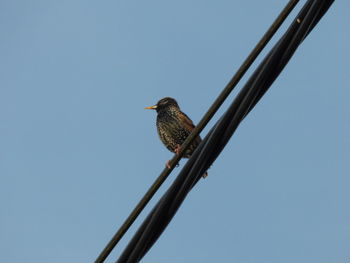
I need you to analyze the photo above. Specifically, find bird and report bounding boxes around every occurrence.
[145,97,208,178]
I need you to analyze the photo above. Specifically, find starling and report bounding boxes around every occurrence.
[145,97,208,178]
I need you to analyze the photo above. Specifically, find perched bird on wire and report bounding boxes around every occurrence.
[145,97,208,178]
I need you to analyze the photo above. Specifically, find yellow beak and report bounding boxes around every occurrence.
[144,105,157,110]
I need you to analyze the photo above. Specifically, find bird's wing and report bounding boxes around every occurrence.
[178,110,202,157]
[178,111,195,132]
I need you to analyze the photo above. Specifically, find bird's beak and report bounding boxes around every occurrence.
[145,105,157,110]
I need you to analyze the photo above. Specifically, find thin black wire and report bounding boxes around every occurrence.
[94,1,300,262]
[116,0,334,262]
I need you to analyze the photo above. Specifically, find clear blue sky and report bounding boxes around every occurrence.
[1,1,348,262]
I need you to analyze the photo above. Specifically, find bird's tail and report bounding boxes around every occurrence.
[202,171,208,179]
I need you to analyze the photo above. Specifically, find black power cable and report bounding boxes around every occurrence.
[116,0,334,262]
[94,1,301,262]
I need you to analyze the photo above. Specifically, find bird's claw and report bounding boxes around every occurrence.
[174,145,181,155]
[166,160,179,169]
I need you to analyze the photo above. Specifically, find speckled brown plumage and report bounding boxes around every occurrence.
[145,97,207,178]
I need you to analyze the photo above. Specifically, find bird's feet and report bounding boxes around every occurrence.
[165,160,179,169]
[174,145,181,155]
[165,145,182,169]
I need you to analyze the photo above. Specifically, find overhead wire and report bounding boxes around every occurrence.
[94,1,300,262]
[115,0,334,262]
[94,0,334,262]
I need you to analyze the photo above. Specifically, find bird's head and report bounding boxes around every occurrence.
[145,97,179,113]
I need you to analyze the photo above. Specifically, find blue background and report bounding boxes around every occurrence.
[1,1,349,262]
